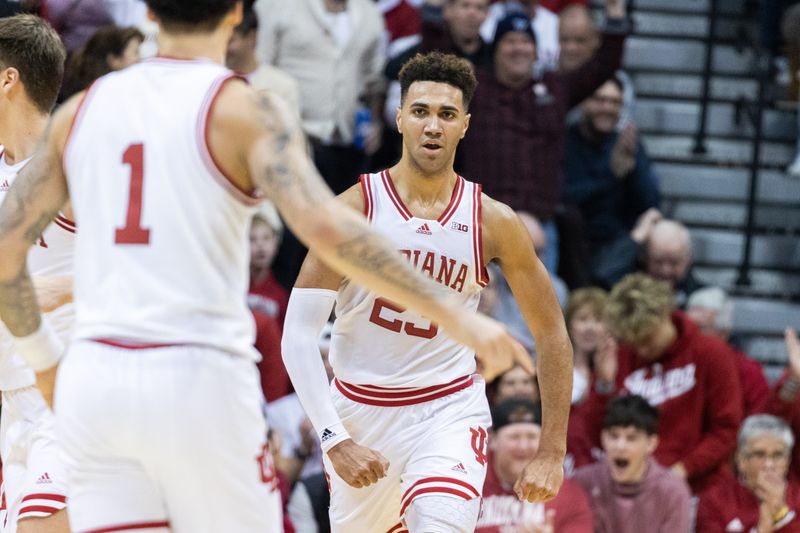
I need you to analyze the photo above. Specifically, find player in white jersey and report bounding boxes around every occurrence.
[0,15,71,533]
[0,2,531,533]
[281,52,574,533]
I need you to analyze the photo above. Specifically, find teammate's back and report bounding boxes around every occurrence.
[64,58,260,357]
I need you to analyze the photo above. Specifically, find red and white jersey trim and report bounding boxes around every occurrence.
[399,476,480,517]
[17,492,67,520]
[471,184,489,287]
[334,375,474,406]
[386,523,408,533]
[359,173,374,222]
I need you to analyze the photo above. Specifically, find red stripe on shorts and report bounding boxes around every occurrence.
[80,520,170,533]
[399,486,475,517]
[21,493,67,503]
[334,375,473,406]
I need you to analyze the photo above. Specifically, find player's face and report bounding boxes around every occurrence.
[249,221,279,271]
[736,435,791,490]
[397,81,470,175]
[568,305,605,355]
[601,425,657,484]
[491,423,541,482]
[494,365,538,404]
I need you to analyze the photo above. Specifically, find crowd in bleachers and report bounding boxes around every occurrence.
[3,0,800,531]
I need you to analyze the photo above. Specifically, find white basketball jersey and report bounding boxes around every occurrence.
[0,150,75,390]
[63,58,262,360]
[330,170,489,388]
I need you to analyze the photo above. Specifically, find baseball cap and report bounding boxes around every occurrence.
[491,398,542,431]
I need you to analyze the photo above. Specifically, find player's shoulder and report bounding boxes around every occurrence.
[479,192,520,233]
[338,180,366,214]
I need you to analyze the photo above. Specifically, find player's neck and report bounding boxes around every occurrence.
[389,160,458,208]
[157,30,229,65]
[0,105,47,164]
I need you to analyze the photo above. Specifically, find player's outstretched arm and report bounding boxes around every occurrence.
[209,81,529,369]
[483,198,573,503]
[0,94,79,404]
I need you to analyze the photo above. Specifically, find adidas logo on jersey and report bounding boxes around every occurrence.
[36,472,53,484]
[0,180,9,192]
[451,462,467,475]
[321,428,336,443]
[416,223,432,235]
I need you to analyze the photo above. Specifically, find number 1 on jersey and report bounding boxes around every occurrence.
[115,143,151,245]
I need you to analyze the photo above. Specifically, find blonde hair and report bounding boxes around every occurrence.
[605,273,674,341]
[251,201,283,236]
[565,287,607,327]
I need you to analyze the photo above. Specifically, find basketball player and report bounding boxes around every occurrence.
[281,52,573,533]
[0,1,530,532]
[0,15,71,533]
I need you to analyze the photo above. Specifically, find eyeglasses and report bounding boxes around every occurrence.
[743,450,790,462]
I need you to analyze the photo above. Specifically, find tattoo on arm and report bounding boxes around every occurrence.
[0,267,41,337]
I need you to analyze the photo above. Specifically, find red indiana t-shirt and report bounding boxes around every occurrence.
[249,272,289,330]
[697,477,800,533]
[476,457,593,533]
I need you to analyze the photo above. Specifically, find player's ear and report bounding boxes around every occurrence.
[0,67,19,95]
[461,113,471,139]
[395,106,402,134]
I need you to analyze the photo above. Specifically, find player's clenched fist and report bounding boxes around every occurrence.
[327,439,390,488]
[513,453,564,503]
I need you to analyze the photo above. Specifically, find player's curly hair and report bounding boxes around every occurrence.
[145,0,238,32]
[604,273,675,342]
[398,52,477,109]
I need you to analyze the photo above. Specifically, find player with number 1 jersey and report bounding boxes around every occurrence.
[282,52,574,533]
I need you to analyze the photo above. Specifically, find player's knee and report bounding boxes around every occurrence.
[16,509,70,533]
[404,495,481,533]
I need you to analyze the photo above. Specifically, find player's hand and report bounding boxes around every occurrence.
[33,275,72,313]
[514,452,564,503]
[35,364,58,410]
[454,313,533,383]
[327,438,390,489]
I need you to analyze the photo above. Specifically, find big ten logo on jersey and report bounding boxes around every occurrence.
[450,221,469,233]
[256,442,279,491]
[470,427,488,466]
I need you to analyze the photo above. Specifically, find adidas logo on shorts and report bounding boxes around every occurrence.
[36,472,53,484]
[416,223,432,235]
[321,428,336,443]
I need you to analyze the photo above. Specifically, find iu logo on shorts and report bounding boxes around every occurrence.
[470,427,489,466]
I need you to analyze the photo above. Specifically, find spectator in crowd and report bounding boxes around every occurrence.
[687,286,770,417]
[267,323,334,484]
[562,77,660,286]
[287,472,331,533]
[573,395,692,533]
[253,307,291,403]
[489,364,540,405]
[379,0,422,59]
[101,0,157,57]
[61,24,143,99]
[44,0,113,55]
[459,0,628,273]
[541,0,587,13]
[254,0,386,286]
[585,273,743,493]
[477,398,593,532]
[565,287,609,405]
[766,328,800,480]
[248,204,289,328]
[480,0,560,72]
[225,8,300,118]
[697,414,800,533]
[643,218,705,307]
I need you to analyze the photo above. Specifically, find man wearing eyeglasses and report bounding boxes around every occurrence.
[697,415,800,533]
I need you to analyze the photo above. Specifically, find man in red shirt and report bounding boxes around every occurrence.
[697,414,800,533]
[477,399,593,533]
[584,273,743,493]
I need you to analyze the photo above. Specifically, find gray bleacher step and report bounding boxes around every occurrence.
[730,296,800,334]
[690,228,799,268]
[643,134,795,167]
[657,164,800,205]
[630,0,746,14]
[665,200,800,231]
[635,100,795,141]
[741,336,791,366]
[631,11,744,41]
[632,72,759,102]
[624,38,755,75]
[694,266,800,297]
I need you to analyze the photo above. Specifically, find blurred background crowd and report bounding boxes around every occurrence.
[1,0,800,531]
